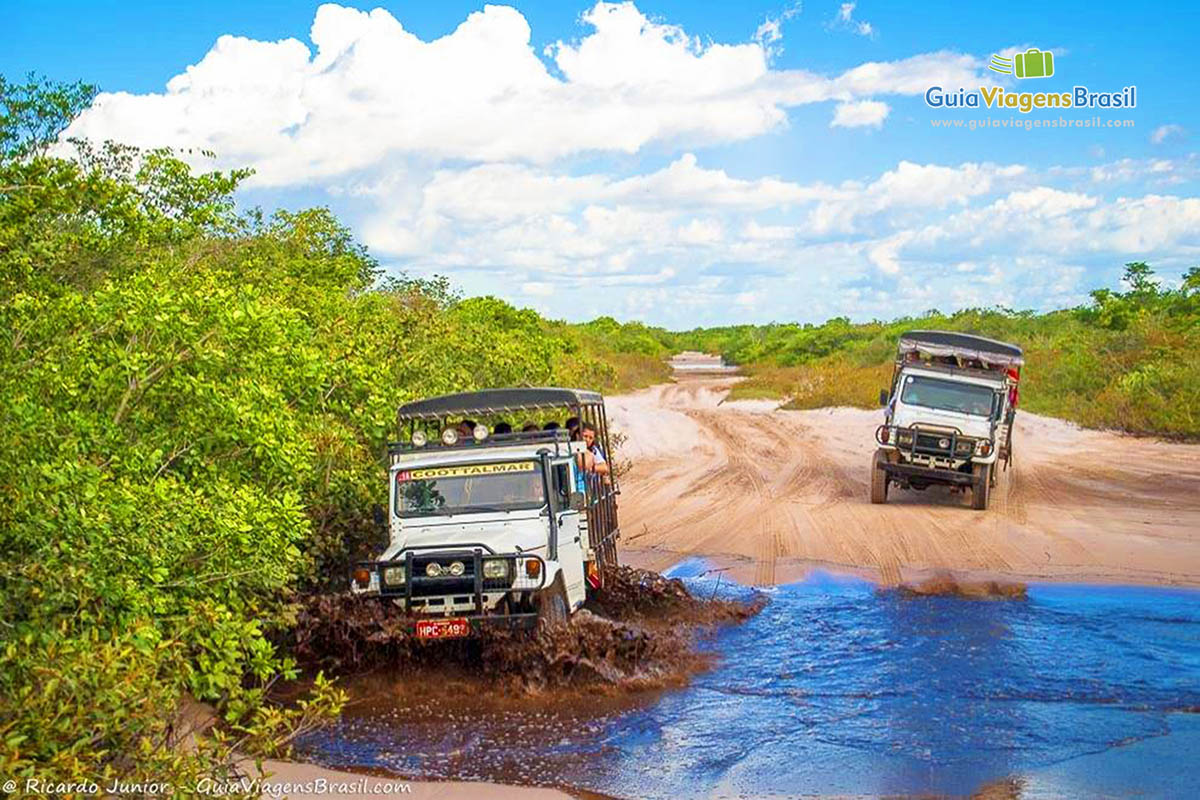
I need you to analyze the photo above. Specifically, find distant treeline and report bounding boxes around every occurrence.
[572,264,1200,438]
[650,263,1199,437]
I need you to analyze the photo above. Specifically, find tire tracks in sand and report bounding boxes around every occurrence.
[612,377,1200,587]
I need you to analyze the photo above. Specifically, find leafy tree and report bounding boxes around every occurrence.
[1121,261,1159,295]
[0,73,96,159]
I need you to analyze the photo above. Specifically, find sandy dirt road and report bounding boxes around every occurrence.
[609,377,1200,587]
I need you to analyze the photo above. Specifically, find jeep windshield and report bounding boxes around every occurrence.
[394,460,545,518]
[900,375,997,417]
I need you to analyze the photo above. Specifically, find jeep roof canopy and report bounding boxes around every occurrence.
[398,387,605,421]
[898,330,1024,367]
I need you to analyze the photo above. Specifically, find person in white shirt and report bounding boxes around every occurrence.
[581,422,609,477]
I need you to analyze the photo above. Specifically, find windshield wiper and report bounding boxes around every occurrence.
[913,402,980,415]
[450,504,521,514]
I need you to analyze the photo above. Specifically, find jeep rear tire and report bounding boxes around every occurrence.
[870,449,889,504]
[971,463,992,510]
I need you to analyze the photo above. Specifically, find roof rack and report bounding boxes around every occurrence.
[398,387,605,421]
[388,429,573,456]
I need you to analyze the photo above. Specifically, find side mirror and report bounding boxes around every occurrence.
[372,503,386,527]
[569,492,586,511]
[879,389,889,407]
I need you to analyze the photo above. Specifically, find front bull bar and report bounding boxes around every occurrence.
[357,546,548,616]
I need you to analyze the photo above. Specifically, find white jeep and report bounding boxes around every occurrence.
[350,388,620,639]
[872,331,1023,511]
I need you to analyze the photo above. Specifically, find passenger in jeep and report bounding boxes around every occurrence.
[582,422,609,477]
[570,424,594,489]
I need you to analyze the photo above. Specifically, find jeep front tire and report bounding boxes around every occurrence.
[971,463,992,511]
[870,449,889,504]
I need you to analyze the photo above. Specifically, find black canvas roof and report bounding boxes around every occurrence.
[898,330,1024,365]
[398,387,605,420]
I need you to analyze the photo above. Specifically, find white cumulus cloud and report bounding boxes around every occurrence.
[52,1,1200,326]
[64,2,987,186]
[831,99,889,128]
[833,2,875,37]
[1150,124,1185,144]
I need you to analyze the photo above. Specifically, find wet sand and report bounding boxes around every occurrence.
[610,377,1200,588]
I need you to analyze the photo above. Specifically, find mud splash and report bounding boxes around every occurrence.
[894,572,1029,600]
[584,565,762,625]
[291,566,763,693]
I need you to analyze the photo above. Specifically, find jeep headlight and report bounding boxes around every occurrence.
[955,439,974,455]
[383,566,406,586]
[896,430,914,446]
[482,559,510,580]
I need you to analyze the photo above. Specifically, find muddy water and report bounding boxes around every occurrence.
[297,561,1200,798]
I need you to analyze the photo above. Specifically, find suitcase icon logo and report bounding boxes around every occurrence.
[989,48,1055,79]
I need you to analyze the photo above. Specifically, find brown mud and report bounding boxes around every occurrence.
[894,572,1029,600]
[291,566,763,695]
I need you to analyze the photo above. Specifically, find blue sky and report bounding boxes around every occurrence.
[8,1,1200,326]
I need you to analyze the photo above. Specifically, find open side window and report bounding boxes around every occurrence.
[550,459,575,512]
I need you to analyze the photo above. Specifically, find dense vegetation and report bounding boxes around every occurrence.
[2,71,1196,794]
[0,76,664,791]
[668,263,1200,437]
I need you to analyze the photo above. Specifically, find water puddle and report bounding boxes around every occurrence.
[297,561,1200,798]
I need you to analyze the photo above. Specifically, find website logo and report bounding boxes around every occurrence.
[927,47,1135,115]
[989,48,1055,79]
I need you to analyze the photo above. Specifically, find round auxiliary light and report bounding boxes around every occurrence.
[441,428,459,446]
[411,430,428,447]
[473,424,490,442]
[426,562,443,578]
[448,561,466,577]
[938,438,950,449]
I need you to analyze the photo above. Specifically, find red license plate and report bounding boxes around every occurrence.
[415,618,472,640]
